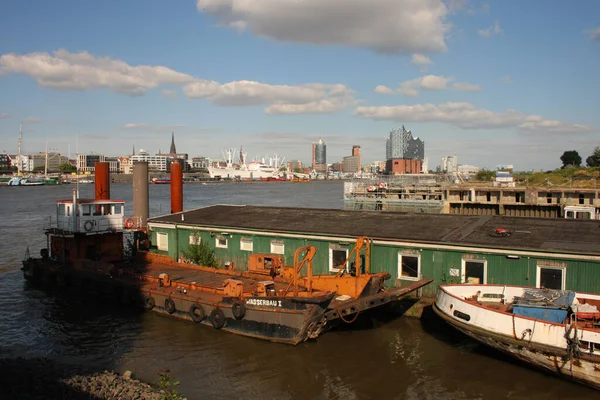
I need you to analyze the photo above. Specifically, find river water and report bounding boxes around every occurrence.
[0,181,595,399]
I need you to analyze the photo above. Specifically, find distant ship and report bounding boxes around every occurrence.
[208,147,284,180]
[151,177,171,184]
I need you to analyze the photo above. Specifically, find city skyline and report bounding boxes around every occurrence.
[0,1,599,170]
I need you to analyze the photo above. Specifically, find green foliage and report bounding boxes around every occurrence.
[475,169,495,181]
[586,147,600,167]
[560,150,582,168]
[59,162,76,172]
[156,368,182,400]
[181,233,219,268]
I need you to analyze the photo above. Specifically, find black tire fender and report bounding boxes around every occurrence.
[189,303,206,323]
[165,298,176,314]
[144,296,155,310]
[210,308,226,329]
[231,300,246,320]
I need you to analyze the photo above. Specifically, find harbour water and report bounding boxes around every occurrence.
[0,181,595,399]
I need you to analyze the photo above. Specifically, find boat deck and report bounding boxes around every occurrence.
[132,261,303,294]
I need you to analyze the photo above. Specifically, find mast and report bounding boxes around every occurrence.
[17,122,22,176]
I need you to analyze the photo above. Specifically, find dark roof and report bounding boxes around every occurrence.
[148,205,600,255]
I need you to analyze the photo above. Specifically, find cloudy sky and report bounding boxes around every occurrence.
[0,0,598,170]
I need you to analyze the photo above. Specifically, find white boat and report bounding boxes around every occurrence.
[7,177,45,186]
[208,147,284,180]
[434,284,600,390]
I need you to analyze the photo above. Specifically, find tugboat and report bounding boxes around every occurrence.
[22,162,432,344]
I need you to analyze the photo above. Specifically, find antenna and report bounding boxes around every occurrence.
[76,135,79,198]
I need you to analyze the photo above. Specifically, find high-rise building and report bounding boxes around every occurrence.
[386,125,424,160]
[385,126,425,174]
[352,145,361,172]
[441,155,458,174]
[312,138,327,172]
[77,153,105,172]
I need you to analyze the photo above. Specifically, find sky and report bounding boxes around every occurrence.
[0,0,599,171]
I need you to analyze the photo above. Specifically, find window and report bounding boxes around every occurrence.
[113,204,122,215]
[189,233,201,245]
[240,237,253,252]
[58,204,65,216]
[516,192,525,203]
[270,240,284,254]
[461,259,487,284]
[329,247,348,273]
[537,265,565,290]
[398,253,420,280]
[216,236,228,249]
[82,205,91,216]
[156,232,168,251]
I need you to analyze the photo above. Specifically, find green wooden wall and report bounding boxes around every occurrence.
[148,225,600,297]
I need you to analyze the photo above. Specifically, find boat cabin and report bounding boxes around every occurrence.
[56,198,126,233]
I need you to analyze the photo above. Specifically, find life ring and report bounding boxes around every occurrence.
[189,304,206,323]
[84,220,94,232]
[144,296,155,310]
[165,298,176,314]
[367,185,376,192]
[231,300,246,320]
[210,308,226,329]
[378,182,388,189]
[124,218,135,229]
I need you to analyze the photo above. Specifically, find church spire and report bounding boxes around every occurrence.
[170,131,176,154]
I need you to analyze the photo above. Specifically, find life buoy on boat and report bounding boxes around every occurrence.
[144,296,155,310]
[210,308,226,329]
[165,298,176,314]
[231,300,246,320]
[84,220,94,232]
[367,185,376,192]
[378,182,388,190]
[124,218,135,229]
[189,304,206,323]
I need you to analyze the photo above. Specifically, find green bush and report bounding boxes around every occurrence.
[181,233,219,268]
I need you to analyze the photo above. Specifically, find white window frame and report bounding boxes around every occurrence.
[240,237,253,252]
[189,233,201,245]
[216,236,228,249]
[156,232,169,251]
[536,265,566,290]
[461,259,487,284]
[329,247,349,273]
[270,240,284,254]
[398,253,421,281]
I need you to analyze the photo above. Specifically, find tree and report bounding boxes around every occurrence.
[60,162,76,172]
[586,147,600,167]
[181,233,219,268]
[475,169,495,181]
[560,150,582,168]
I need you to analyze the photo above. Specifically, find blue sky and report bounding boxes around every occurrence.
[0,0,598,170]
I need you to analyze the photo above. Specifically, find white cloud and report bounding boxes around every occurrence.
[161,89,178,98]
[451,82,481,91]
[586,27,600,41]
[381,75,481,96]
[411,54,434,71]
[196,0,450,54]
[502,75,512,84]
[23,116,41,123]
[354,101,594,133]
[0,113,9,119]
[478,20,502,37]
[184,80,356,114]
[374,85,395,95]
[0,50,194,95]
[121,123,184,132]
[0,50,354,115]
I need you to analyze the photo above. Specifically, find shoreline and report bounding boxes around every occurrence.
[0,357,185,400]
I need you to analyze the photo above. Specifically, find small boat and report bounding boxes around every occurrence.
[434,284,600,390]
[151,177,171,184]
[7,177,45,186]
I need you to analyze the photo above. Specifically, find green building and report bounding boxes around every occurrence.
[147,205,600,297]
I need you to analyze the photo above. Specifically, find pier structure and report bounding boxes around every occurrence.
[344,177,600,218]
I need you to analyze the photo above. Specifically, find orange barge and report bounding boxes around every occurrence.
[22,172,432,344]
